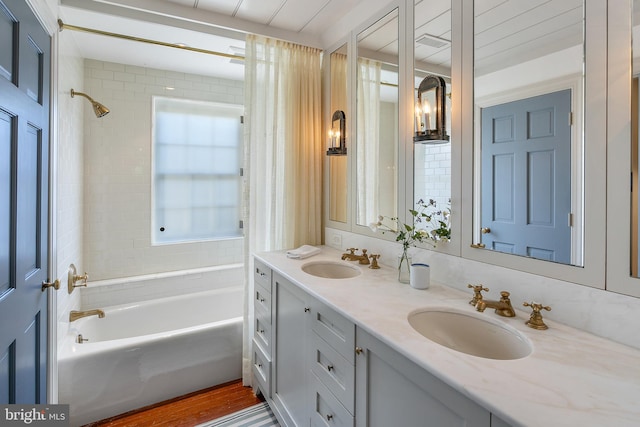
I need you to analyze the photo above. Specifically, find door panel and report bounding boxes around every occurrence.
[481,89,571,264]
[0,0,50,404]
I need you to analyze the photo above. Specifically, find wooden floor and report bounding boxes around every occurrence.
[84,379,263,427]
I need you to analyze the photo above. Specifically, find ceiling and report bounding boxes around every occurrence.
[59,0,365,80]
[60,0,588,81]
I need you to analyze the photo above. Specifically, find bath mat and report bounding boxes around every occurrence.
[198,402,279,427]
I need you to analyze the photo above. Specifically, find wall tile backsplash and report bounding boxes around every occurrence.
[82,59,244,280]
[326,227,640,351]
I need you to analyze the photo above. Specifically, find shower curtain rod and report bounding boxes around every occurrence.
[58,20,245,62]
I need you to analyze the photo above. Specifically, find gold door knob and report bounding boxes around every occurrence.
[41,279,60,292]
[481,227,491,234]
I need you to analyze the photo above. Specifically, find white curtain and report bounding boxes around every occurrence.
[242,34,323,386]
[356,58,382,225]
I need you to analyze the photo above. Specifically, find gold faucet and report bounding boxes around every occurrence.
[467,284,489,306]
[341,248,370,265]
[69,309,105,322]
[523,302,552,330]
[475,291,516,317]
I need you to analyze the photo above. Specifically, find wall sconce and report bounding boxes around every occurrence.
[71,89,110,118]
[327,110,347,156]
[413,75,449,143]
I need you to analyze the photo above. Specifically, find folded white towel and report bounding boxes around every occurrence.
[286,245,321,259]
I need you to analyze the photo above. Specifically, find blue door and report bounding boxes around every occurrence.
[481,89,572,264]
[0,0,51,403]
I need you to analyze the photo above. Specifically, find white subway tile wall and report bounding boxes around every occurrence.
[56,32,86,349]
[82,59,244,280]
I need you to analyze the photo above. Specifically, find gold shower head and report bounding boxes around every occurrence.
[71,89,110,118]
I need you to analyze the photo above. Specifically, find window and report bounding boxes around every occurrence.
[152,97,243,244]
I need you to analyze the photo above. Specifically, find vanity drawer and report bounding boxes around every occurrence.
[254,282,272,321]
[252,338,271,398]
[309,372,354,427]
[254,259,272,290]
[254,311,272,356]
[311,300,355,363]
[310,332,355,413]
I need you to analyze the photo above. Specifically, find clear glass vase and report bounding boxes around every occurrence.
[398,249,412,284]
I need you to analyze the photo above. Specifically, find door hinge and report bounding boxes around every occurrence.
[240,167,244,177]
[569,112,573,126]
[568,213,573,227]
[240,115,244,124]
[239,220,244,229]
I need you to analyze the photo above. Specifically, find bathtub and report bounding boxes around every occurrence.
[58,286,243,426]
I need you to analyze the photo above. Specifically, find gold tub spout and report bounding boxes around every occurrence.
[475,291,516,317]
[69,309,105,322]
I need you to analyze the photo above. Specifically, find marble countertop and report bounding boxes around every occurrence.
[256,247,640,427]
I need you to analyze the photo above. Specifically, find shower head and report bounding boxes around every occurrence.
[71,89,110,118]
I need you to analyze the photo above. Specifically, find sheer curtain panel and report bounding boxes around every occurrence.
[242,35,323,385]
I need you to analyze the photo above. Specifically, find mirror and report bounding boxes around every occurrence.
[414,0,452,239]
[329,43,348,223]
[473,0,584,266]
[355,8,399,227]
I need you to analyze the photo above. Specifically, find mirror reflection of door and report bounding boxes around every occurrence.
[480,90,571,263]
[474,0,584,267]
[329,44,348,223]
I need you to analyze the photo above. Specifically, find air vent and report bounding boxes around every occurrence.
[416,34,451,49]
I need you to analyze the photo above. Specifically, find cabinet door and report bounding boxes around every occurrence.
[355,329,491,427]
[272,274,310,427]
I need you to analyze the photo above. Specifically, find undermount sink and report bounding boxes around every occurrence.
[408,309,532,360]
[301,261,361,279]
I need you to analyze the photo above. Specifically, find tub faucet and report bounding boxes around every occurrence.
[69,309,105,322]
[475,291,516,317]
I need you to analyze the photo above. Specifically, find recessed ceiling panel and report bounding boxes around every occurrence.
[193,0,242,16]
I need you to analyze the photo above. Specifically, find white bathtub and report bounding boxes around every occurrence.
[58,286,243,426]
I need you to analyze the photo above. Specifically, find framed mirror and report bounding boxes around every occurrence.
[606,0,640,297]
[462,0,606,287]
[328,43,348,223]
[472,0,584,266]
[355,8,399,227]
[413,0,453,245]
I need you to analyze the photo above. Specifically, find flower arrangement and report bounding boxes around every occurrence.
[369,198,451,249]
[369,199,451,282]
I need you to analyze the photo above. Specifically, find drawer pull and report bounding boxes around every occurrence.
[327,364,334,371]
[258,363,263,368]
[259,297,266,302]
[304,307,310,312]
[355,346,363,355]
[259,329,265,334]
[326,414,334,421]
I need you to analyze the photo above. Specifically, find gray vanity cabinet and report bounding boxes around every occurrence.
[271,272,312,427]
[252,260,273,398]
[354,328,492,427]
[255,258,507,427]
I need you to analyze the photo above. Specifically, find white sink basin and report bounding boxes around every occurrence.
[301,261,361,279]
[408,309,532,360]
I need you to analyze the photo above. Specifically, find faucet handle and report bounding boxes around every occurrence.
[467,284,489,306]
[358,249,370,265]
[523,302,552,330]
[368,254,380,269]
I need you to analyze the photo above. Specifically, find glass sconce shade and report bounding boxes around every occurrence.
[327,109,347,155]
[414,75,449,143]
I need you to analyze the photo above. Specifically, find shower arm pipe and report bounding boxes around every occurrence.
[57,19,245,62]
